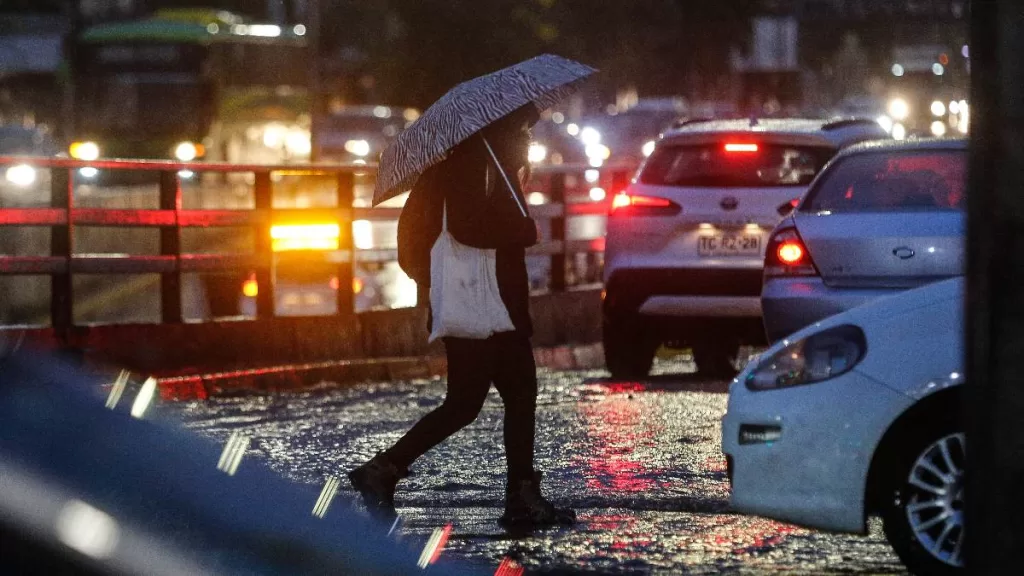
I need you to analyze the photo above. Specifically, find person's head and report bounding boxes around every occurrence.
[484,104,540,167]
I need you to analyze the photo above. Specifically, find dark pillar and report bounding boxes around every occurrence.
[966,0,1024,571]
[253,171,275,318]
[159,170,182,323]
[50,167,72,331]
[335,171,355,316]
[549,172,566,292]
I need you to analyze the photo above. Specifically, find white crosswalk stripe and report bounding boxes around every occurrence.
[104,370,130,409]
[216,432,250,476]
[312,476,340,518]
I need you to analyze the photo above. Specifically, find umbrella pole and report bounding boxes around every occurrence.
[481,136,529,218]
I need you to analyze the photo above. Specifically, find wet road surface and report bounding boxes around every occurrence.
[169,358,907,574]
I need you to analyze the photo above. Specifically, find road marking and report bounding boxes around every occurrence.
[387,515,401,536]
[129,377,157,419]
[312,476,340,518]
[495,556,525,576]
[217,431,250,476]
[417,523,452,568]
[105,370,130,409]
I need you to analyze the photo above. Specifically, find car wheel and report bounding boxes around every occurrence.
[880,426,965,576]
[691,342,737,379]
[603,317,657,379]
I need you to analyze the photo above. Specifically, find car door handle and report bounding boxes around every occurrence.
[893,246,915,260]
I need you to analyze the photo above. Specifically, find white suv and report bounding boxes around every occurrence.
[602,118,888,378]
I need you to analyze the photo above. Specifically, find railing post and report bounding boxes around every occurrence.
[50,167,73,330]
[549,172,566,292]
[610,170,629,199]
[253,170,275,318]
[159,171,182,323]
[336,171,355,316]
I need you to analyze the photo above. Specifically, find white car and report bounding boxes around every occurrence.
[602,117,888,378]
[722,277,963,575]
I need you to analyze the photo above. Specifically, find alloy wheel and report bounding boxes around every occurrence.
[904,432,965,568]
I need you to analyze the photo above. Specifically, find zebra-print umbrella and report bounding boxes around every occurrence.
[372,54,596,205]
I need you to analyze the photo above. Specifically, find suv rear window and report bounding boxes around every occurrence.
[639,142,835,187]
[803,150,966,213]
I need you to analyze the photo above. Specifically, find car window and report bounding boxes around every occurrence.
[0,129,50,155]
[639,142,835,188]
[804,150,966,213]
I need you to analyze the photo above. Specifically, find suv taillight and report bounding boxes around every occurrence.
[764,227,818,277]
[609,192,681,216]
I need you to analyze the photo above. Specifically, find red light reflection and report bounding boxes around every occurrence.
[576,385,664,494]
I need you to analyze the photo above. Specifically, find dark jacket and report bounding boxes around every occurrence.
[398,136,538,335]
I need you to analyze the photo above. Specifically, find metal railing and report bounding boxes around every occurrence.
[0,157,625,329]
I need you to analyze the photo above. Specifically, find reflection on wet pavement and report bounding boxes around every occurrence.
[170,358,907,574]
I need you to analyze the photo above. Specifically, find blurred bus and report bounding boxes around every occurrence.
[70,9,310,172]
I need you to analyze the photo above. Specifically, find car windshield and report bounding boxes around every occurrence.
[319,115,407,142]
[0,129,49,155]
[803,150,967,212]
[640,142,835,187]
[77,74,211,135]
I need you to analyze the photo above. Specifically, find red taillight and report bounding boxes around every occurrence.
[611,192,632,211]
[765,227,817,277]
[724,142,759,153]
[777,242,804,264]
[609,192,679,216]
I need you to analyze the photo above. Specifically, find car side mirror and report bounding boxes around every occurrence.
[777,198,799,217]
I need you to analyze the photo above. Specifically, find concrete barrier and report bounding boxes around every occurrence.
[11,288,603,380]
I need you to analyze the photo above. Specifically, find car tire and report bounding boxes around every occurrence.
[691,342,737,379]
[879,421,964,576]
[603,317,657,379]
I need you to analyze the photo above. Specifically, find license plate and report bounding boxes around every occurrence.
[698,234,761,257]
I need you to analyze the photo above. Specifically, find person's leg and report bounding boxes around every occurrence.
[350,336,493,513]
[384,336,493,471]
[490,331,538,484]
[491,330,576,527]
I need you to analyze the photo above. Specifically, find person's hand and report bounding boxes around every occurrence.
[518,166,531,189]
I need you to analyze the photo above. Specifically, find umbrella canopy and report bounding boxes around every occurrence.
[372,54,596,205]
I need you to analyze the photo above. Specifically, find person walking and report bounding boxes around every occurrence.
[356,55,594,526]
[349,105,575,527]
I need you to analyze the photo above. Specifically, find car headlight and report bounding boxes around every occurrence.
[745,325,866,391]
[887,98,910,121]
[5,164,37,187]
[528,143,547,164]
[69,141,100,161]
[174,142,198,161]
[344,139,371,157]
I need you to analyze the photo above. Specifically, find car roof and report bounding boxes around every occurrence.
[833,137,968,158]
[661,117,889,148]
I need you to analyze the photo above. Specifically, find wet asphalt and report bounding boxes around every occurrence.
[169,357,907,575]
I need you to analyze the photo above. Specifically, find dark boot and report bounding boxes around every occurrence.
[499,471,576,528]
[348,453,405,515]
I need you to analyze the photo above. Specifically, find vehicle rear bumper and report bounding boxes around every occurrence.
[638,296,761,318]
[604,267,764,318]
[761,277,897,343]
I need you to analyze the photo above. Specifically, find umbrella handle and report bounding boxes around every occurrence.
[481,136,529,218]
